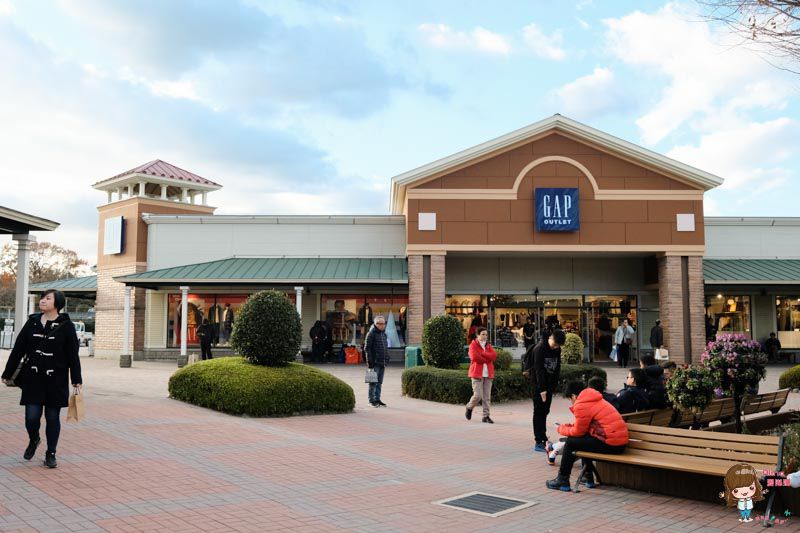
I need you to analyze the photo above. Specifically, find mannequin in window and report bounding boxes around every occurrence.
[398,307,407,344]
[358,302,374,345]
[207,303,223,345]
[221,303,234,345]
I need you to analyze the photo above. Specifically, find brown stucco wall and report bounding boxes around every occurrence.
[406,132,705,247]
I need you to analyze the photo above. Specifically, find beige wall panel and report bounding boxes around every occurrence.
[647,200,695,223]
[579,223,626,244]
[579,201,603,223]
[602,201,648,223]
[487,222,535,244]
[601,155,647,177]
[144,291,167,349]
[509,199,534,222]
[419,199,465,221]
[464,200,510,222]
[626,223,672,244]
[444,256,501,294]
[441,222,487,244]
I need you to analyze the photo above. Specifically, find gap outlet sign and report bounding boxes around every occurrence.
[535,188,579,232]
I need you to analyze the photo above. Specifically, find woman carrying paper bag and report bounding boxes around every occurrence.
[1,289,83,469]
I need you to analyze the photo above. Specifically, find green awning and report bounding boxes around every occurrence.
[29,275,97,293]
[704,259,800,284]
[115,257,408,286]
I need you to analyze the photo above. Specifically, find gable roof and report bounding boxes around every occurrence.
[0,206,59,234]
[92,159,222,189]
[389,114,724,214]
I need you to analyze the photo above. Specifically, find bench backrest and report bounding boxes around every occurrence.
[741,389,790,415]
[626,422,781,469]
[621,408,674,426]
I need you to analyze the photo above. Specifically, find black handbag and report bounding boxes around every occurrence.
[5,355,28,387]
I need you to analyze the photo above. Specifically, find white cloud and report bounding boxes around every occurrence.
[554,67,626,119]
[0,0,13,16]
[603,3,795,145]
[417,23,512,55]
[522,23,566,60]
[577,18,589,30]
[667,118,799,190]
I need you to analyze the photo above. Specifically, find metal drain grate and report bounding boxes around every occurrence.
[433,491,537,517]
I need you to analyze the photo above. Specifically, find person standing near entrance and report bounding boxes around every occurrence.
[365,315,389,407]
[1,289,82,469]
[221,303,234,344]
[523,329,566,452]
[649,319,663,351]
[522,316,537,350]
[197,319,213,360]
[465,327,497,423]
[614,318,635,367]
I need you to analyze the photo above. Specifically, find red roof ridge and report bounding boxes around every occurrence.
[93,159,222,188]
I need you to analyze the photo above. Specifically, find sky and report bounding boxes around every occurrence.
[1,0,799,266]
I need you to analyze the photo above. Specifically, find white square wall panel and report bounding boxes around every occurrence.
[676,213,695,232]
[419,212,437,231]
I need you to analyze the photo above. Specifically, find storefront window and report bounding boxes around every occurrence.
[585,295,638,358]
[319,294,408,347]
[167,292,293,347]
[446,294,489,344]
[705,294,751,340]
[776,296,800,348]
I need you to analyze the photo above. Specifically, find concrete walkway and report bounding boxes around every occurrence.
[0,352,798,532]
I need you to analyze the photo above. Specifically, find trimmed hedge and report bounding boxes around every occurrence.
[421,315,464,369]
[169,357,355,416]
[402,364,607,404]
[230,290,301,366]
[494,348,513,371]
[779,365,800,389]
[561,333,584,364]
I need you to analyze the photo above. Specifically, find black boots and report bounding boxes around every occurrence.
[482,416,494,424]
[465,407,473,420]
[545,475,571,492]
[24,437,40,460]
[44,451,57,469]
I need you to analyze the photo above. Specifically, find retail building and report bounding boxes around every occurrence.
[41,115,799,364]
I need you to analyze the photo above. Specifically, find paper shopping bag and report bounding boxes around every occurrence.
[66,389,85,423]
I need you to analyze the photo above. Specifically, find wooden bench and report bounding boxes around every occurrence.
[620,389,790,429]
[574,423,784,510]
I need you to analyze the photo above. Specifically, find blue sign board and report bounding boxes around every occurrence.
[535,188,579,232]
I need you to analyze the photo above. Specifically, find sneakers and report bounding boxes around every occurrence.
[482,416,494,424]
[545,441,557,465]
[465,407,473,420]
[369,402,379,407]
[545,476,571,492]
[24,437,40,461]
[533,442,547,453]
[377,401,387,407]
[44,451,57,469]
[580,474,597,489]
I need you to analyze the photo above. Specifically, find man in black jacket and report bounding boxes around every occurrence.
[640,354,668,408]
[614,368,650,414]
[649,319,664,351]
[365,316,389,407]
[523,329,566,452]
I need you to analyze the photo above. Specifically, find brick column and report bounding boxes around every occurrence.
[658,256,686,363]
[430,254,446,318]
[687,256,707,362]
[407,255,424,345]
[95,264,146,360]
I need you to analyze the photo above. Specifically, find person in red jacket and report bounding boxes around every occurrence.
[465,328,497,424]
[546,381,629,491]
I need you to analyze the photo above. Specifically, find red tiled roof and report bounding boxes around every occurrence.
[93,160,222,188]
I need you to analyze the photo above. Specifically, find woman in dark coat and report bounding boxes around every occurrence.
[2,289,82,468]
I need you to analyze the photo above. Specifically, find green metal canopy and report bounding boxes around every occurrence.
[29,275,97,293]
[703,259,800,284]
[115,257,408,286]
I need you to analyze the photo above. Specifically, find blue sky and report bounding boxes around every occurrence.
[1,0,798,264]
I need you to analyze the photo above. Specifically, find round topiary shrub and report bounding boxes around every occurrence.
[421,314,464,369]
[230,290,301,366]
[561,333,584,364]
[169,357,355,416]
[494,348,513,371]
[779,365,800,389]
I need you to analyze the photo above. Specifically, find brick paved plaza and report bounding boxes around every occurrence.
[0,353,798,532]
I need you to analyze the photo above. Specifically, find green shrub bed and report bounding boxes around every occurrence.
[169,357,355,416]
[779,365,800,390]
[402,364,606,404]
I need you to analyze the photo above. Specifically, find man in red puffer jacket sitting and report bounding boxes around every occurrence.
[546,381,629,492]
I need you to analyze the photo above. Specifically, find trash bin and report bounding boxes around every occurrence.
[404,346,422,368]
[461,344,470,364]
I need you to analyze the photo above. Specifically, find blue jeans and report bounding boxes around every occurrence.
[368,365,385,403]
[25,405,61,453]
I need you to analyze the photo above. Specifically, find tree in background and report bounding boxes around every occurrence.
[0,241,92,308]
[699,1,800,71]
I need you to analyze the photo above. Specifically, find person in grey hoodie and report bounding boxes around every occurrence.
[365,315,389,407]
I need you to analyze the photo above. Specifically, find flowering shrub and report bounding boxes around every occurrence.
[666,366,716,413]
[701,334,767,396]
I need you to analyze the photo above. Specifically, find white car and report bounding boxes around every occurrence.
[73,321,93,347]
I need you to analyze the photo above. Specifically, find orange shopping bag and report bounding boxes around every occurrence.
[344,346,362,364]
